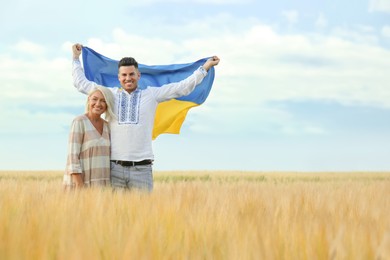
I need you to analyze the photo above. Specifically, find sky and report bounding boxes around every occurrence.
[0,0,390,172]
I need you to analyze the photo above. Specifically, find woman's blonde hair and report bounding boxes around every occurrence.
[85,85,116,121]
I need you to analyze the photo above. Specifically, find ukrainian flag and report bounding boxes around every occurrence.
[81,47,215,139]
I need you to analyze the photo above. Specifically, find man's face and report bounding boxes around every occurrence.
[118,65,140,93]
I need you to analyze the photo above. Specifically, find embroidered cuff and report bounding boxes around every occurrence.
[199,66,207,77]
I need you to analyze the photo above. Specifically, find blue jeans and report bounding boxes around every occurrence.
[110,162,153,192]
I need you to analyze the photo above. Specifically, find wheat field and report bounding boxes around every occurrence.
[0,171,389,260]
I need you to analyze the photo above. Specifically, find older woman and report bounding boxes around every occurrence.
[63,86,115,188]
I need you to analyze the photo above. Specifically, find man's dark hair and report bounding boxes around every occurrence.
[118,57,138,69]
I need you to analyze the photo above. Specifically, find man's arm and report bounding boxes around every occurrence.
[152,56,220,102]
[202,56,220,71]
[72,43,97,94]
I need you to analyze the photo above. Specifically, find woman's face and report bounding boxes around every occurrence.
[88,90,107,116]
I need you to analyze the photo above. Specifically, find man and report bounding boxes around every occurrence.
[72,43,220,191]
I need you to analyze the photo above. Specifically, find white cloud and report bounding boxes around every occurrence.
[280,125,327,136]
[369,0,390,13]
[11,40,45,56]
[315,13,328,29]
[0,53,79,106]
[0,105,74,134]
[210,25,389,106]
[302,126,327,135]
[382,25,390,38]
[187,102,328,136]
[331,26,378,44]
[0,40,86,134]
[282,10,299,25]
[2,17,390,137]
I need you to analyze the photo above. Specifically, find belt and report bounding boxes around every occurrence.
[111,160,152,167]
